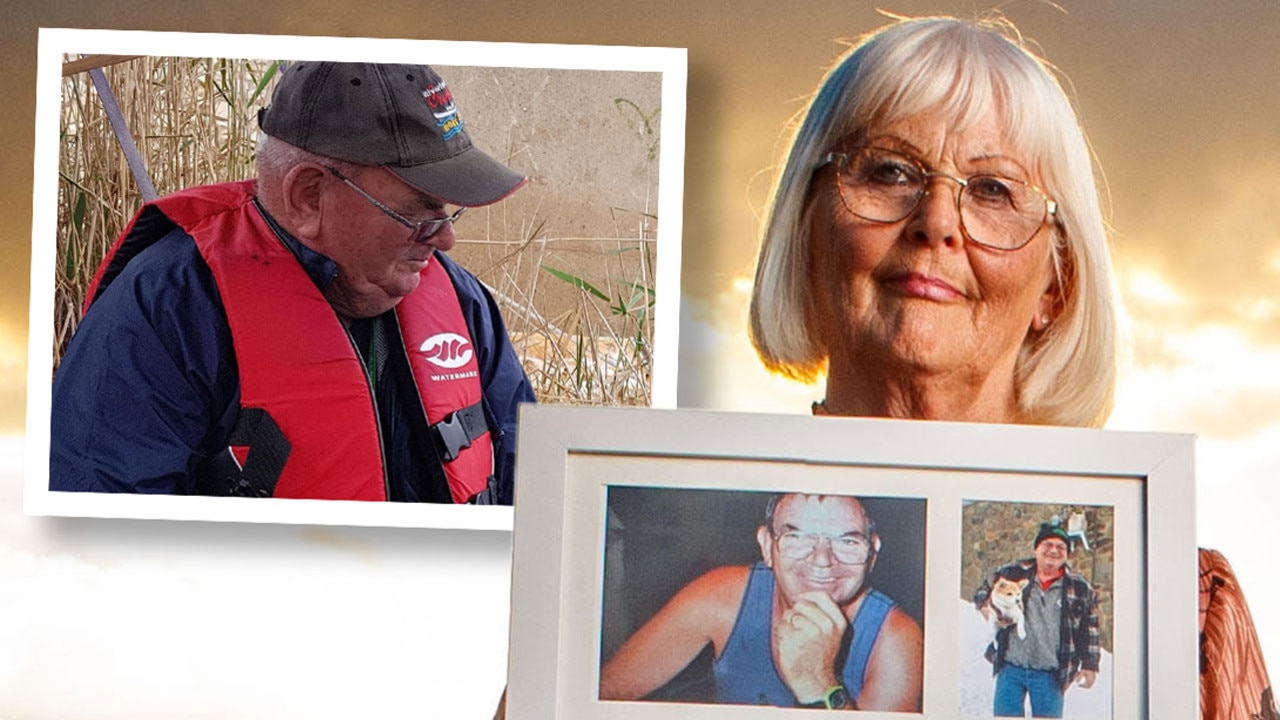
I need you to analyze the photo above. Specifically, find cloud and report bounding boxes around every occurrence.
[1195,424,1280,675]
[1123,267,1186,309]
[1112,323,1280,438]
[0,320,27,433]
[0,434,512,720]
[678,287,819,413]
[1115,153,1280,348]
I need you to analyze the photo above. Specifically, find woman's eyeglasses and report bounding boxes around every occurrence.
[819,147,1057,251]
[326,166,466,243]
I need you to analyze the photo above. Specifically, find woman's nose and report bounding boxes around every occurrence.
[906,174,965,248]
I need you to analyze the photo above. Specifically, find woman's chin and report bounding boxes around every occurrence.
[852,319,976,372]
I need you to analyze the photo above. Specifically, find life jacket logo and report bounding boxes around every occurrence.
[422,81,464,141]
[420,332,473,368]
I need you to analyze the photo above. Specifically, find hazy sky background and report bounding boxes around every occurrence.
[3,0,1278,716]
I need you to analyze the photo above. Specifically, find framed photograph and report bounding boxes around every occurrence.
[26,29,686,529]
[507,405,1197,720]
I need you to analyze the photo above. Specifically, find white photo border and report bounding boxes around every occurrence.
[26,28,687,530]
[508,405,1197,720]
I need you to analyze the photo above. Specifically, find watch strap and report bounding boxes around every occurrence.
[800,685,852,709]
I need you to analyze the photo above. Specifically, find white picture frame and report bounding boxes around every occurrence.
[26,28,686,530]
[507,404,1197,720]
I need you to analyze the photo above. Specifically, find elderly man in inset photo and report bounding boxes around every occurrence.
[50,62,534,503]
[600,492,923,711]
[974,521,1101,718]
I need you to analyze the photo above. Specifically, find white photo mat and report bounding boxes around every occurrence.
[26,28,687,530]
[507,405,1197,720]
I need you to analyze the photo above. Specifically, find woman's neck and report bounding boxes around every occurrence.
[823,360,1023,424]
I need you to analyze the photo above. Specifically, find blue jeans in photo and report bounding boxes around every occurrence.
[993,664,1064,718]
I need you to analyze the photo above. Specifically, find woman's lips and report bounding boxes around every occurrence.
[883,271,964,301]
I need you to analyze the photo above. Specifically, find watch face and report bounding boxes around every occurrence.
[826,686,851,709]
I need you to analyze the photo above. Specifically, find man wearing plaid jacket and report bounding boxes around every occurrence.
[974,522,1100,718]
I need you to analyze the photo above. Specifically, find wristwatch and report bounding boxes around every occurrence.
[802,685,853,710]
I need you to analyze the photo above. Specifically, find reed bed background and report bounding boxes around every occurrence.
[55,56,662,407]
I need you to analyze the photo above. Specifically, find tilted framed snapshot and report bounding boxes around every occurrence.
[507,405,1197,720]
[28,28,686,529]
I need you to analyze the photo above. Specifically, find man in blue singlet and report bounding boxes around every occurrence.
[599,493,923,711]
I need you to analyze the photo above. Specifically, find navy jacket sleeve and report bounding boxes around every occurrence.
[49,229,239,494]
[438,253,536,505]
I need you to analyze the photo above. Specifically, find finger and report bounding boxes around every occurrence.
[806,591,848,627]
[787,609,822,634]
[773,612,814,645]
[794,592,848,630]
[788,600,840,636]
[775,610,807,630]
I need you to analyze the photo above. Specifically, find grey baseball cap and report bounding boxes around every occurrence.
[258,61,527,207]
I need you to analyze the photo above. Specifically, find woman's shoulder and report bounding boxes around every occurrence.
[1198,547,1277,720]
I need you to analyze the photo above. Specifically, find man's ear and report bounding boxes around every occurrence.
[280,163,329,240]
[756,525,774,568]
[867,534,882,573]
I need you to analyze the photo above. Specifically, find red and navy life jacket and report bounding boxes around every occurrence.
[86,180,494,503]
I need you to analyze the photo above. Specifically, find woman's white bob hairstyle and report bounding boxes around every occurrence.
[749,15,1117,428]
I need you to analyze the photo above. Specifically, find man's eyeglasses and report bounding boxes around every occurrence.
[325,166,466,243]
[818,146,1057,251]
[772,528,874,565]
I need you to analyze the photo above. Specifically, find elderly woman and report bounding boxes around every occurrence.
[749,14,1272,720]
[494,15,1272,720]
